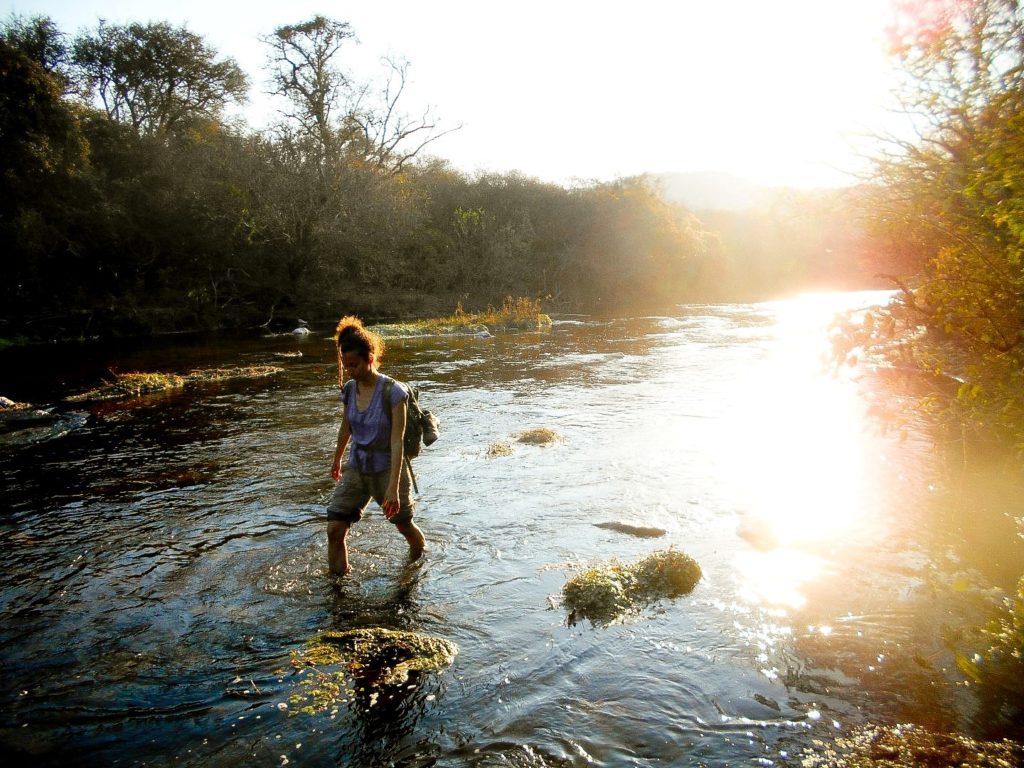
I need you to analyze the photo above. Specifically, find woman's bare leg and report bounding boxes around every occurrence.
[395,521,425,561]
[327,520,352,575]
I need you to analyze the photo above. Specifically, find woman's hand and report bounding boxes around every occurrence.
[382,485,400,519]
[331,457,343,481]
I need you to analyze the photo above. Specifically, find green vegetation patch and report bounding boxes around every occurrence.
[797,723,1023,767]
[66,372,187,401]
[66,365,283,402]
[184,365,282,384]
[372,296,553,339]
[562,549,702,625]
[287,628,458,715]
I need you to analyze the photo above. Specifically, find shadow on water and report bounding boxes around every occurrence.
[1,293,1022,765]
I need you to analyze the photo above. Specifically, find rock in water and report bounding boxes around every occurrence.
[594,521,667,538]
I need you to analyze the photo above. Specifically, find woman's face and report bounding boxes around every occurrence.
[340,350,371,379]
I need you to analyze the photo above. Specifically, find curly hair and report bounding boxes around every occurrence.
[334,315,385,368]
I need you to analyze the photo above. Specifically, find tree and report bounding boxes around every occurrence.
[264,15,354,160]
[835,0,1024,454]
[1,13,75,92]
[265,16,456,172]
[72,21,247,135]
[869,0,1024,355]
[344,56,458,174]
[0,25,91,330]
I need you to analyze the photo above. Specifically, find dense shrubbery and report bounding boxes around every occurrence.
[1,14,883,343]
[830,0,1024,722]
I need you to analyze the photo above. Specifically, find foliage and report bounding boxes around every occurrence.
[830,0,1024,729]
[263,16,354,159]
[562,549,702,625]
[71,21,247,135]
[2,12,867,343]
[834,0,1024,458]
[957,574,1024,720]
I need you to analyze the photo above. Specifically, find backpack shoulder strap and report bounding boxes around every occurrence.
[382,377,394,423]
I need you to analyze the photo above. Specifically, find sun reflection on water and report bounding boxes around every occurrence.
[715,292,892,609]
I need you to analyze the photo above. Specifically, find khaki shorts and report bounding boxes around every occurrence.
[326,462,415,525]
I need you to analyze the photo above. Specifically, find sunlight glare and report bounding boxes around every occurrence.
[715,293,886,608]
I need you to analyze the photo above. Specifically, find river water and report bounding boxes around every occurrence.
[1,292,1021,767]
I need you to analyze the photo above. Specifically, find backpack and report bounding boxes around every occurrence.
[342,376,439,491]
[381,377,440,460]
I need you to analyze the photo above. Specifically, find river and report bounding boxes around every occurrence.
[1,291,1021,767]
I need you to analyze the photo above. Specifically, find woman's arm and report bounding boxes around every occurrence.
[331,409,351,481]
[383,399,407,516]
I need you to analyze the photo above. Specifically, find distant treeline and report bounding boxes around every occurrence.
[1,14,891,341]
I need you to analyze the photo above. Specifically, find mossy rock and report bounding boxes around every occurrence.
[797,723,1023,767]
[562,549,702,625]
[66,365,283,402]
[288,627,458,715]
[487,441,514,457]
[66,372,186,401]
[632,550,702,598]
[562,566,633,622]
[517,427,559,445]
[594,521,667,538]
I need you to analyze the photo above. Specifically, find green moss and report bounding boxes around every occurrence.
[797,724,1023,767]
[562,549,702,625]
[287,628,458,715]
[632,550,703,598]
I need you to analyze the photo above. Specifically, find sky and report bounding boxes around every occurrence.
[5,0,903,188]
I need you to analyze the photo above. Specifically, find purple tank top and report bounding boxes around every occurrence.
[341,375,408,473]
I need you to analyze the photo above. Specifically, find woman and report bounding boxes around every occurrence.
[327,316,425,575]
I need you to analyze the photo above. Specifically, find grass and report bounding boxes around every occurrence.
[371,296,553,338]
[66,365,283,402]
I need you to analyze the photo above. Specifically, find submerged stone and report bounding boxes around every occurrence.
[288,627,458,715]
[561,549,702,626]
[594,521,667,538]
